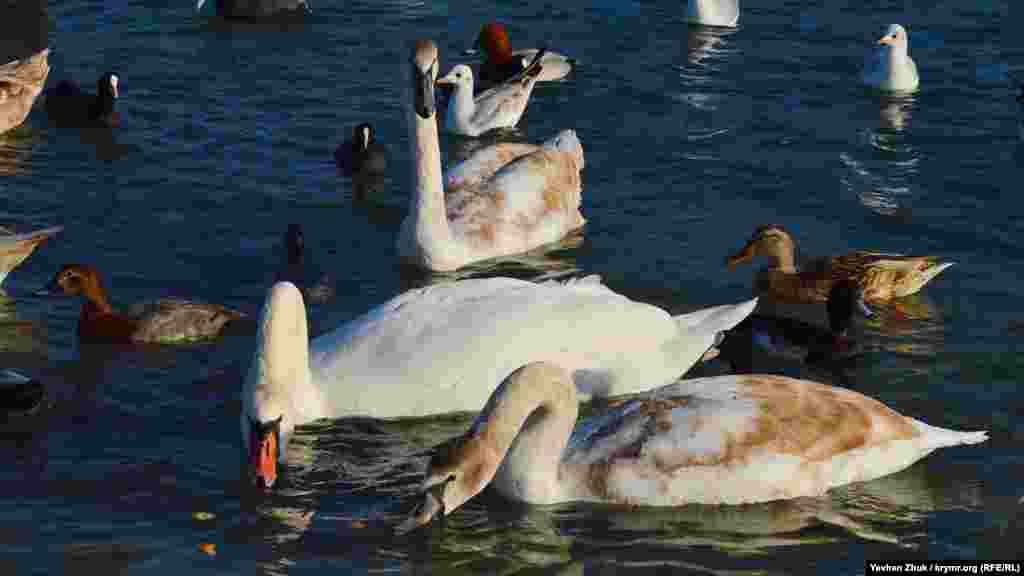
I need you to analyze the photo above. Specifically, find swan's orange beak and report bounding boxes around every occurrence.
[255,433,277,489]
[726,241,757,270]
[248,419,280,490]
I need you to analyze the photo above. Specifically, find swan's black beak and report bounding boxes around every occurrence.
[395,482,446,535]
[413,60,436,120]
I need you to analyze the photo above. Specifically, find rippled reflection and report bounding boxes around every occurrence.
[684,25,739,68]
[841,94,920,219]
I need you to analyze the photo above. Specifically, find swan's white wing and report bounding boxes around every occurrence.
[308,276,681,418]
[445,142,540,194]
[563,374,985,506]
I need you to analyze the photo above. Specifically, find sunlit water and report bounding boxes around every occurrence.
[0,0,1021,573]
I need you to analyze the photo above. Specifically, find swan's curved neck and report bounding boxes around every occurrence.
[408,102,452,252]
[470,364,578,503]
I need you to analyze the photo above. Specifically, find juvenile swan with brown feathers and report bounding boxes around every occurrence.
[400,362,986,531]
[396,39,586,272]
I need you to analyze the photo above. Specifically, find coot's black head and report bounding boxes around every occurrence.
[97,73,119,100]
[353,123,374,152]
[827,279,873,335]
[285,224,304,264]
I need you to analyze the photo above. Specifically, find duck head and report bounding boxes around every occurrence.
[474,22,512,61]
[39,264,104,300]
[727,225,796,270]
[411,40,438,119]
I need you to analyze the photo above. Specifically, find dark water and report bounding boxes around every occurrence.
[0,0,1021,573]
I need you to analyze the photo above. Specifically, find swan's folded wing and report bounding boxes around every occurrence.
[564,375,927,505]
[446,146,582,241]
[445,143,540,194]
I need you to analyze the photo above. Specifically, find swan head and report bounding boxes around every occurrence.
[399,432,499,530]
[436,64,474,94]
[726,224,794,269]
[242,281,309,490]
[410,39,439,119]
[877,24,910,54]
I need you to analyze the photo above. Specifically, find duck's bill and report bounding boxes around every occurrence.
[700,347,720,362]
[462,48,478,56]
[726,243,756,269]
[395,490,444,535]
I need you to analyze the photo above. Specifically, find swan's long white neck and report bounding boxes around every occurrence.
[473,363,578,504]
[407,72,452,260]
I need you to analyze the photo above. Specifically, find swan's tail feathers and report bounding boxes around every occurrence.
[543,129,585,171]
[911,419,989,449]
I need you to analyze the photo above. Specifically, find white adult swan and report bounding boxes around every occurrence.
[401,362,987,529]
[397,40,586,272]
[242,279,758,488]
[863,24,919,93]
[686,0,739,28]
[438,50,546,137]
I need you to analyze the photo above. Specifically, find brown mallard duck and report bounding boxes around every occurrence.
[727,224,953,303]
[0,48,49,135]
